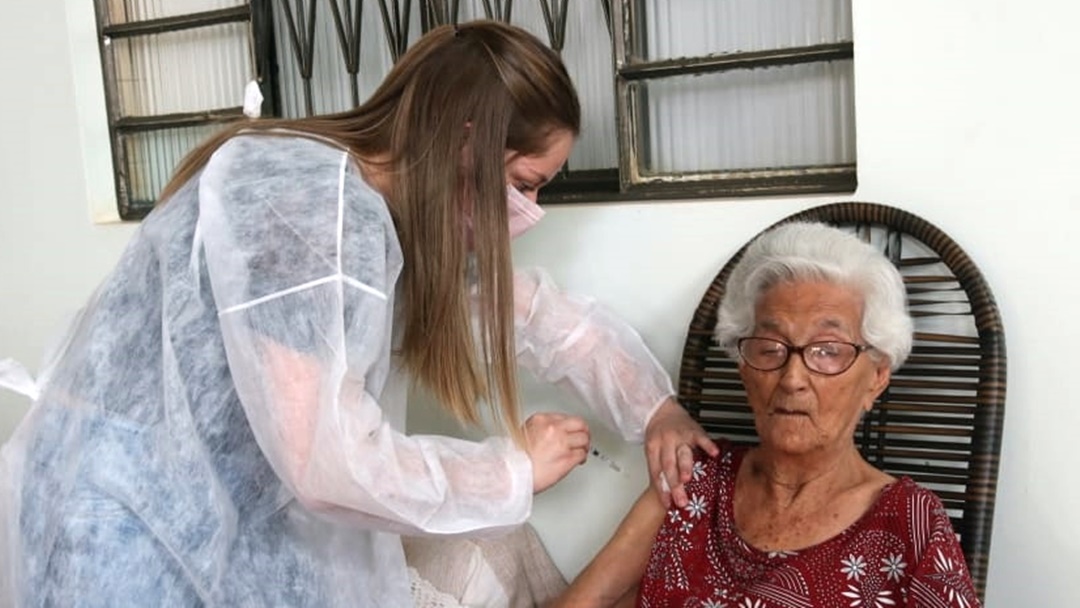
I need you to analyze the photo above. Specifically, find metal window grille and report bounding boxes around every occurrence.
[93,0,855,220]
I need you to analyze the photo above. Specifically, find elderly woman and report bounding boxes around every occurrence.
[553,222,981,608]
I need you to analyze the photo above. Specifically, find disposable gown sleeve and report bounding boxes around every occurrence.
[197,136,531,536]
[512,268,675,442]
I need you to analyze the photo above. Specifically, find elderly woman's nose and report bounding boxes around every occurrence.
[777,352,812,387]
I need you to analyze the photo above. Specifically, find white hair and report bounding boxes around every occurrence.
[713,221,913,370]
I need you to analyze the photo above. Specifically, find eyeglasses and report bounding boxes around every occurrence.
[737,337,872,376]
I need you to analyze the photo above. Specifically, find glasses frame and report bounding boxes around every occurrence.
[736,337,872,376]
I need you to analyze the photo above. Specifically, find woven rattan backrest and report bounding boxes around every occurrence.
[678,202,1005,599]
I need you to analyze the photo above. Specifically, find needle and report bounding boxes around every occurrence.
[590,447,622,473]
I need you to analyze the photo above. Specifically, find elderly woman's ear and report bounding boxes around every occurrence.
[868,360,891,403]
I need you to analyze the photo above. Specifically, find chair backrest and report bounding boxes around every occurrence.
[678,202,1005,599]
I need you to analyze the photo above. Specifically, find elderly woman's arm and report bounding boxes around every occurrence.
[548,489,666,608]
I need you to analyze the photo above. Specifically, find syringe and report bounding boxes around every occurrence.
[589,447,622,473]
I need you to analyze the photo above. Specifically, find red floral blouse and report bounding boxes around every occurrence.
[638,442,982,608]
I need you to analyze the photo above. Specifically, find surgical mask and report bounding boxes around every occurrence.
[506,185,545,239]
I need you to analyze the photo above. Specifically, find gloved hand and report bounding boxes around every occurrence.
[524,412,590,494]
[644,398,719,509]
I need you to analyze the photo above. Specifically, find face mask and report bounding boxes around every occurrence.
[506,185,545,239]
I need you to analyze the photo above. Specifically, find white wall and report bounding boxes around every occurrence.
[0,0,137,440]
[2,0,1077,605]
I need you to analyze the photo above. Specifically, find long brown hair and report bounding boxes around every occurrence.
[160,21,580,441]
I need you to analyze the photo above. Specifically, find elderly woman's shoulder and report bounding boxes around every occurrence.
[687,439,746,483]
[881,476,950,510]
[690,439,754,467]
[873,476,960,540]
[703,438,750,460]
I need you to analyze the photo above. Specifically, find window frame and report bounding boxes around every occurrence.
[605,0,857,202]
[90,0,856,219]
[93,0,277,220]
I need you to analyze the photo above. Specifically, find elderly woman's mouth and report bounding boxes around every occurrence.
[771,408,810,416]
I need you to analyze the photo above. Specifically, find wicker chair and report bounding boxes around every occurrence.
[677,202,1006,600]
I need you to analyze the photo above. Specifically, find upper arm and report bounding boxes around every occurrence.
[197,135,396,485]
[905,492,983,607]
[511,267,674,441]
[193,137,534,533]
[553,489,666,608]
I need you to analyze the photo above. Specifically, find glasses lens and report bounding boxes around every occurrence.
[739,338,789,371]
[738,339,862,375]
[803,342,859,375]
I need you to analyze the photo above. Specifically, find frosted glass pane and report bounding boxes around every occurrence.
[111,23,254,116]
[641,59,854,173]
[553,4,619,172]
[121,124,225,205]
[643,0,852,60]
[104,0,246,25]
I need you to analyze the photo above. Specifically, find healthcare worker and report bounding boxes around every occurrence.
[0,20,716,606]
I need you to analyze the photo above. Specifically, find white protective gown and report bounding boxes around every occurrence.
[0,134,674,607]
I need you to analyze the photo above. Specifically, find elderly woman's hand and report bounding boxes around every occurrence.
[643,398,719,509]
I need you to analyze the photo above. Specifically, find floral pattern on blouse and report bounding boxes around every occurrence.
[637,442,981,608]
